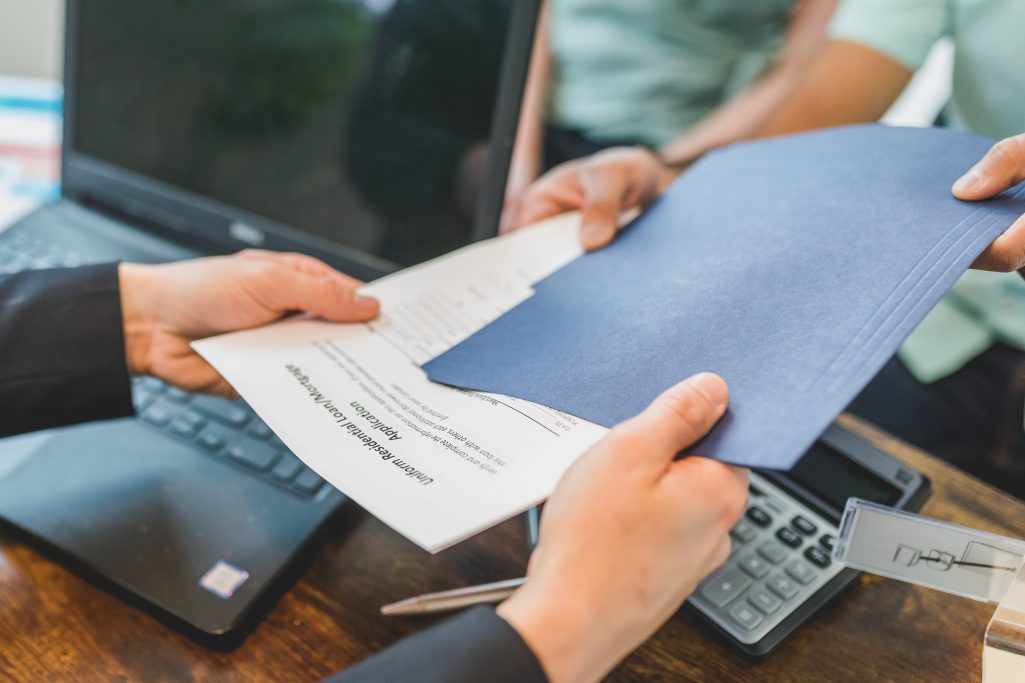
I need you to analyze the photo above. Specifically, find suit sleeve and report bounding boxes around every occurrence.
[327,607,549,683]
[0,264,134,437]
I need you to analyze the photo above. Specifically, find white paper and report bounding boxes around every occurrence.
[193,213,608,552]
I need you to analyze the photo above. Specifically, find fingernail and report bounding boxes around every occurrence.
[687,372,728,408]
[953,167,983,195]
[354,294,378,308]
[581,223,608,246]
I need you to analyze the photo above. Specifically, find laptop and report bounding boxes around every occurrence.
[0,0,539,643]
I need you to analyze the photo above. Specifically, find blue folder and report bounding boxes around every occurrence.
[424,126,1025,469]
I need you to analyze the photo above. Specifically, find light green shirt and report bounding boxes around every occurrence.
[548,0,796,148]
[831,0,1025,381]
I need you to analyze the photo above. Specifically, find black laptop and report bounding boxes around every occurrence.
[0,0,538,642]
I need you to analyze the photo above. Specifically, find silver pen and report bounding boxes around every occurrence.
[381,577,527,616]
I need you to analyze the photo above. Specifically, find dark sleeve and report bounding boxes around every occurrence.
[327,607,548,683]
[0,264,134,437]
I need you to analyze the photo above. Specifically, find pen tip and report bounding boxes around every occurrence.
[381,599,418,616]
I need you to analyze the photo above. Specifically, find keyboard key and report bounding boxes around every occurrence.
[192,395,252,428]
[820,534,836,553]
[197,430,227,452]
[728,601,764,631]
[748,588,782,615]
[168,418,201,439]
[293,467,325,496]
[132,392,154,412]
[757,541,787,565]
[270,454,304,483]
[730,519,758,544]
[767,574,799,600]
[776,526,802,548]
[227,441,280,471]
[792,515,818,536]
[745,506,772,528]
[739,554,770,579]
[785,559,818,585]
[699,567,752,608]
[247,420,273,441]
[134,376,167,395]
[804,545,832,568]
[181,411,206,428]
[164,387,190,404]
[141,405,172,427]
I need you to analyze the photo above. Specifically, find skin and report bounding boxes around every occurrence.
[117,250,748,682]
[118,249,380,395]
[507,42,1025,274]
[499,373,747,683]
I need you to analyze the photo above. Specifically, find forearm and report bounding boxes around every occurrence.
[660,0,838,164]
[0,264,134,437]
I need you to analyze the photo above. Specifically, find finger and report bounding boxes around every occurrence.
[664,459,749,534]
[615,373,730,463]
[971,213,1025,272]
[511,174,587,231]
[953,134,1025,200]
[237,250,366,290]
[579,162,626,251]
[257,265,379,322]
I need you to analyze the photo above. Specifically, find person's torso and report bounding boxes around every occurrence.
[548,0,796,147]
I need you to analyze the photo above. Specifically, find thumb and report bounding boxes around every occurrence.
[616,373,729,464]
[579,163,626,251]
[262,267,380,322]
[953,134,1025,200]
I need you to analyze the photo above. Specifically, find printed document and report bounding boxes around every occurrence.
[193,214,606,552]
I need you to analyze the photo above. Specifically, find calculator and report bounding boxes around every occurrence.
[687,423,931,658]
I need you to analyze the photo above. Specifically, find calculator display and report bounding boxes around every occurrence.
[787,442,902,512]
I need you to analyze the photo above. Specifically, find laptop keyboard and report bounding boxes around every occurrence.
[0,229,326,499]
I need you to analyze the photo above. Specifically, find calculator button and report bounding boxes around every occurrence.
[699,567,753,608]
[729,602,764,631]
[746,506,772,528]
[731,520,758,544]
[792,515,818,536]
[786,559,818,585]
[757,541,787,565]
[820,534,836,553]
[748,588,782,615]
[767,574,800,600]
[776,526,802,548]
[739,554,771,579]
[804,545,832,568]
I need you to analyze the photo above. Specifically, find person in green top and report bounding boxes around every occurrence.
[506,0,1025,496]
[504,0,837,209]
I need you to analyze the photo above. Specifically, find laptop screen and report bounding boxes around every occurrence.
[67,0,530,269]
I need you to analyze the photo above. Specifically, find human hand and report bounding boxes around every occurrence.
[953,133,1025,272]
[500,147,678,251]
[119,250,379,396]
[497,373,748,683]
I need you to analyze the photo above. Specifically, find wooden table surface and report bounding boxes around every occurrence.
[1,414,1022,682]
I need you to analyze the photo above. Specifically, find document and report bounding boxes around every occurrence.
[193,214,606,552]
[425,126,1025,470]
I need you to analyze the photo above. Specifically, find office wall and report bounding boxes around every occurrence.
[0,1,65,80]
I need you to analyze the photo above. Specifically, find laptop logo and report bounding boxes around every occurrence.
[199,560,250,600]
[229,221,265,246]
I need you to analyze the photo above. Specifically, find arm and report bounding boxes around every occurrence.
[660,0,839,165]
[503,0,552,217]
[332,373,747,683]
[0,250,379,438]
[757,39,913,136]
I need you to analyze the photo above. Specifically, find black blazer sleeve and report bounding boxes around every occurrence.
[0,264,134,437]
[327,607,548,683]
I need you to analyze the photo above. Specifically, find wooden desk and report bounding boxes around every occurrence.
[2,415,1023,682]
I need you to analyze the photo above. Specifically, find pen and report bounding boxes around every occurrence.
[381,577,527,616]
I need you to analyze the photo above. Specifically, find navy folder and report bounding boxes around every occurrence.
[424,126,1025,469]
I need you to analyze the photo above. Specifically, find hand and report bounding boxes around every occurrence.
[953,133,1025,272]
[119,250,379,396]
[501,147,678,251]
[497,373,748,683]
